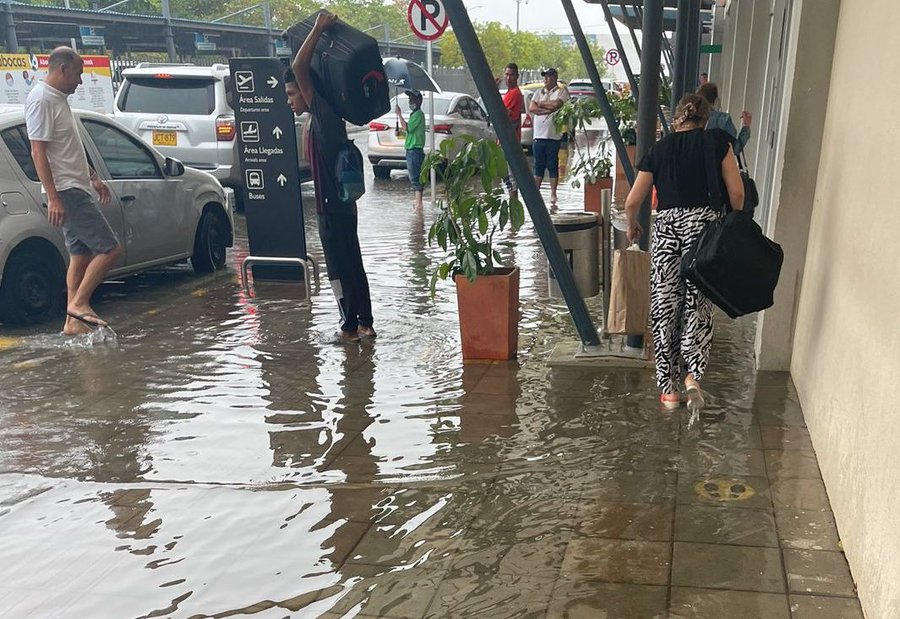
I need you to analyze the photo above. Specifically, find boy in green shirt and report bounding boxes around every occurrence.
[395,89,426,209]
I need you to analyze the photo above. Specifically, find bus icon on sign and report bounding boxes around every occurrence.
[246,169,264,189]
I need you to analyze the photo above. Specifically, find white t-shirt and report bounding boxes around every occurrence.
[531,85,570,141]
[25,82,92,195]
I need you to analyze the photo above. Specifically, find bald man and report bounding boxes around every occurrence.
[26,47,122,335]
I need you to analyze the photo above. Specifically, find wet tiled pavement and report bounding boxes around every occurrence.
[0,150,863,617]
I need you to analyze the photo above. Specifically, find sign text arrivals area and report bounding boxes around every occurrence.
[229,58,307,281]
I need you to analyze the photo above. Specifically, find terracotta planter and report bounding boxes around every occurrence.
[454,266,520,360]
[614,144,637,201]
[583,177,613,214]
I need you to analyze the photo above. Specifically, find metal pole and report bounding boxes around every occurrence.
[161,0,176,62]
[672,0,690,109]
[561,0,634,186]
[263,1,274,56]
[427,39,436,202]
[598,0,639,101]
[628,0,664,350]
[600,187,612,336]
[442,0,601,348]
[619,1,641,58]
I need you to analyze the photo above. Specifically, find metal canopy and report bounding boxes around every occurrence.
[582,0,712,31]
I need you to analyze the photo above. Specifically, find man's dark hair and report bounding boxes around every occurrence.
[505,63,519,76]
[283,67,296,85]
[697,82,718,105]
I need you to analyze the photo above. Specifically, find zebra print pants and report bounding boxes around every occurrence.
[650,207,720,394]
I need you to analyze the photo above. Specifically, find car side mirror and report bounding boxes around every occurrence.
[164,157,185,177]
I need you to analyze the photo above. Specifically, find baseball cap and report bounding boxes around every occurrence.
[541,68,558,77]
[404,89,423,99]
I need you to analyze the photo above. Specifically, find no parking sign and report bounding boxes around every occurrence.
[407,0,448,41]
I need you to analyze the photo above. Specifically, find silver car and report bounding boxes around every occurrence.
[0,106,234,325]
[113,63,311,206]
[367,92,495,179]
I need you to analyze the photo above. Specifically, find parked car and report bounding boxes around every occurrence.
[367,92,495,179]
[113,63,311,207]
[566,78,619,100]
[478,89,535,150]
[0,106,234,325]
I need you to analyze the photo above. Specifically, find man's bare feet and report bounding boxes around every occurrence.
[357,326,377,338]
[62,316,92,336]
[67,306,108,327]
[336,330,361,343]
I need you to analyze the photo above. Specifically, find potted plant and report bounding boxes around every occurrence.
[553,96,614,214]
[608,89,638,200]
[422,136,526,360]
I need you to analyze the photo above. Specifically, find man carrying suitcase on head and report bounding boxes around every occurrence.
[286,10,375,342]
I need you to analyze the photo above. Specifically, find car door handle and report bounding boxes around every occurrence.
[120,195,136,203]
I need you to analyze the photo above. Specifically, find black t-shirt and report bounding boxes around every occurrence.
[636,128,733,211]
[309,94,348,213]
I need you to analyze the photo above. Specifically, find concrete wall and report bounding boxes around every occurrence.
[792,0,900,616]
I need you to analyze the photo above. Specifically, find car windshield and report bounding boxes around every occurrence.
[119,77,216,115]
[393,96,452,115]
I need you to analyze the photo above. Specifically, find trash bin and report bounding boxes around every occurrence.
[549,212,600,298]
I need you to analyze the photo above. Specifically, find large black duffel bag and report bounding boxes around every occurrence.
[284,11,390,126]
[681,134,784,319]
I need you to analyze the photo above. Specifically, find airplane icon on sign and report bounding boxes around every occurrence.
[235,71,255,92]
[240,121,259,142]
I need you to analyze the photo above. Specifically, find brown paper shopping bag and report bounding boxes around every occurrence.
[606,244,651,334]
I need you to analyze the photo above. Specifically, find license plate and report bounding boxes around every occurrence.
[152,130,177,146]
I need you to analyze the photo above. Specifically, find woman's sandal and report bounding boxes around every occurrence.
[685,381,706,410]
[659,393,681,411]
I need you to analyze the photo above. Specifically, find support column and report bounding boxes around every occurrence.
[3,1,17,53]
[672,0,690,108]
[599,0,639,100]
[628,0,664,350]
[161,0,176,62]
[685,0,702,92]
[442,0,601,348]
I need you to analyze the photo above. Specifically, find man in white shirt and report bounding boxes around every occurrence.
[26,47,122,335]
[529,68,570,206]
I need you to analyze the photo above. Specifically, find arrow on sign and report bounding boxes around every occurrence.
[277,174,287,186]
[272,126,283,139]
[267,76,279,88]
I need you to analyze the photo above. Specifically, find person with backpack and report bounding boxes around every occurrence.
[624,94,744,411]
[395,89,426,209]
[287,10,374,342]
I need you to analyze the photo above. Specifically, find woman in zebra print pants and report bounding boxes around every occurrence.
[624,94,745,411]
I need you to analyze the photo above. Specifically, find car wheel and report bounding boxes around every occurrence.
[0,247,65,325]
[373,166,391,180]
[191,210,228,273]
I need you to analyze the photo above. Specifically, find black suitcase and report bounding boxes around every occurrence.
[681,210,784,318]
[284,11,390,126]
[680,132,784,319]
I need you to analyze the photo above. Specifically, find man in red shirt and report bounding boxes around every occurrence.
[501,62,524,201]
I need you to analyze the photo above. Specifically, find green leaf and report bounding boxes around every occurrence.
[510,197,525,231]
[499,203,509,230]
[478,210,488,235]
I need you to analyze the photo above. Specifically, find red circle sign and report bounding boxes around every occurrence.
[407,0,448,41]
[605,49,621,66]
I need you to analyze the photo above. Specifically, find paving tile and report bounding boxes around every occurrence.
[669,587,790,618]
[424,573,551,619]
[581,470,677,505]
[345,522,460,570]
[671,542,785,593]
[681,422,763,451]
[754,398,807,427]
[548,580,668,618]
[765,450,822,482]
[444,529,571,579]
[771,479,832,512]
[317,565,446,618]
[560,537,670,585]
[575,501,674,542]
[788,594,864,618]
[761,426,815,451]
[674,504,778,547]
[775,509,842,551]
[677,474,772,510]
[678,446,767,477]
[783,549,856,596]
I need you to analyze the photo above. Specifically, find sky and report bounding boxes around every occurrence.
[463,0,610,35]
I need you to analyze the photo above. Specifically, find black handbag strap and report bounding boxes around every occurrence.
[703,131,724,212]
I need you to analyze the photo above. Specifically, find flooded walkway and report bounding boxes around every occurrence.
[0,161,861,617]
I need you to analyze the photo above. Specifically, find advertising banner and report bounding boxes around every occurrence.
[0,53,114,114]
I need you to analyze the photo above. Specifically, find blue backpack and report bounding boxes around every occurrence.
[335,140,366,203]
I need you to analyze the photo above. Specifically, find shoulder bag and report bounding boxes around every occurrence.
[680,133,784,318]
